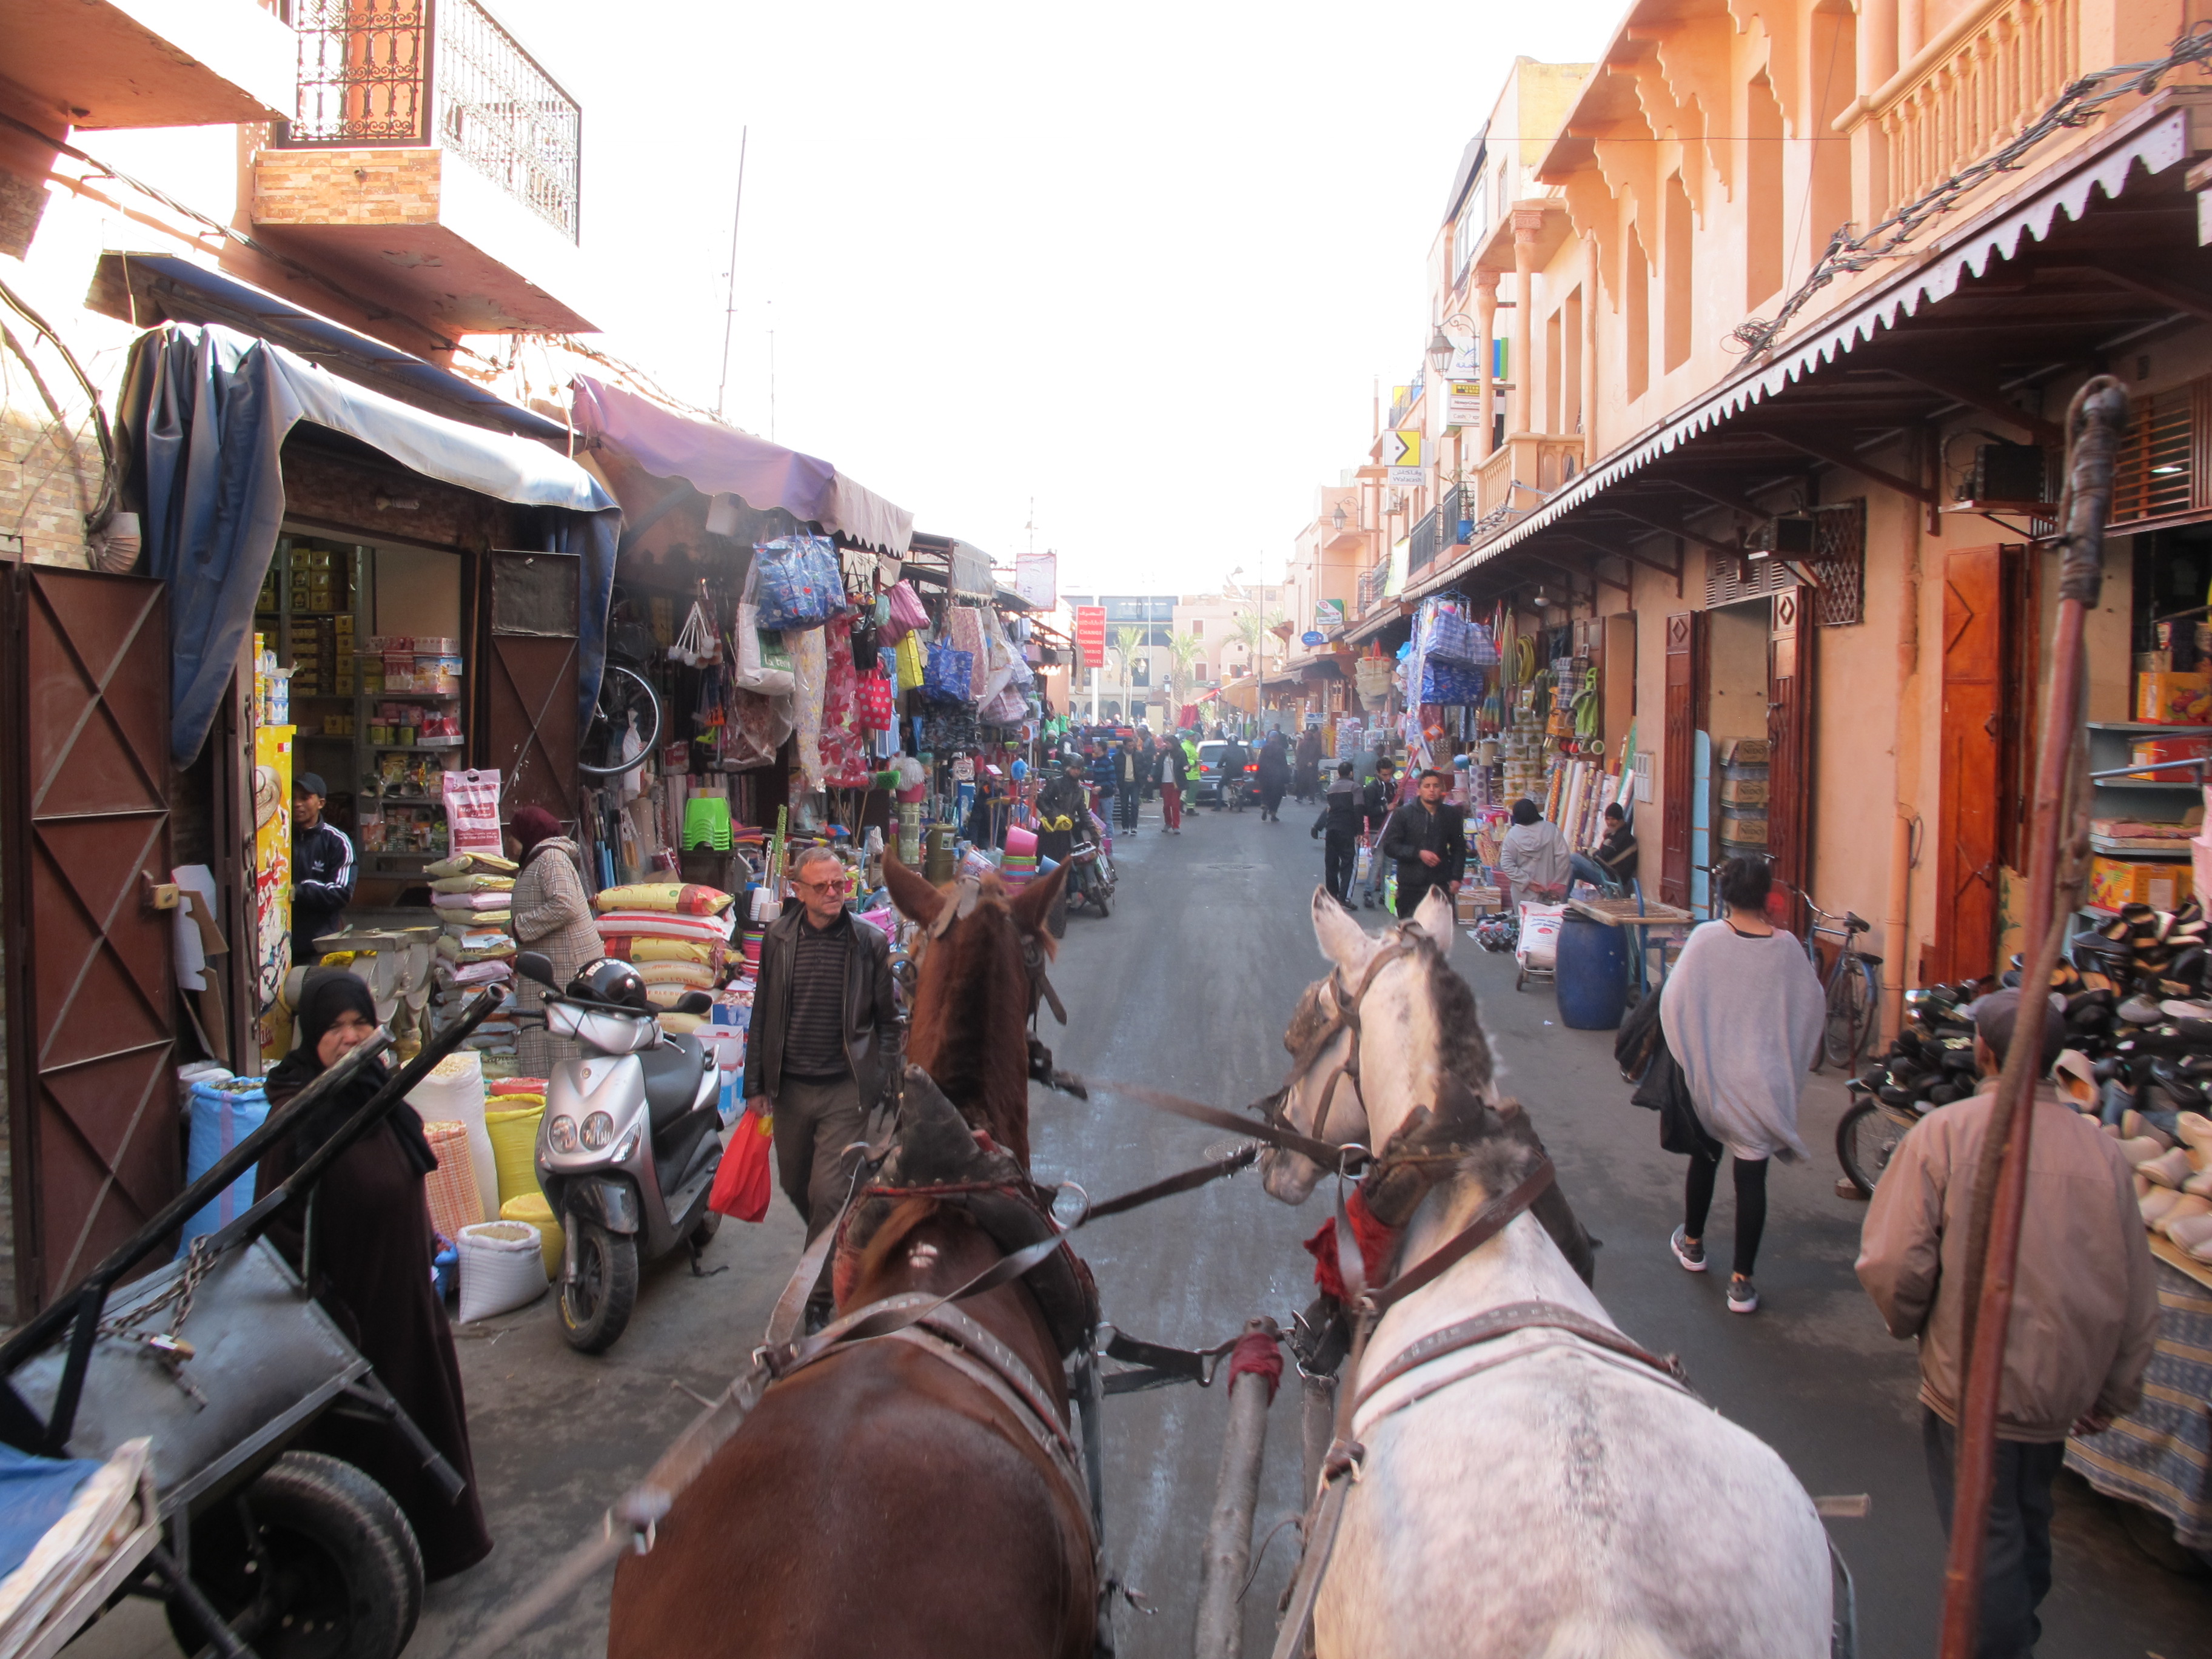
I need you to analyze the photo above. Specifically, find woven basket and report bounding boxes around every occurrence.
[421,1121,484,1242]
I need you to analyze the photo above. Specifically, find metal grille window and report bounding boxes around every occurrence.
[1807,499,1866,628]
[2110,378,2211,529]
[1409,509,1440,573]
[280,0,582,243]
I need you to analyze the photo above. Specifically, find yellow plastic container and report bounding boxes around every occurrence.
[484,1105,544,1210]
[499,1193,563,1280]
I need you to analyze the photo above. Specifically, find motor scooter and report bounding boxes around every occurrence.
[1064,836,1115,919]
[514,953,723,1353]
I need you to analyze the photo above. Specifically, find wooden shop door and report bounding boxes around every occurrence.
[1660,610,1706,908]
[1767,586,1816,934]
[1,566,178,1315]
[480,549,581,828]
[1933,546,2008,984]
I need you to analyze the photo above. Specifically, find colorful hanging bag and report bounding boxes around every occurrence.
[752,535,845,631]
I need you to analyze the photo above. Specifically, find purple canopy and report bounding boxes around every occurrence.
[569,375,912,555]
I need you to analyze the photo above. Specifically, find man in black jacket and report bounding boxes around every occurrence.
[292,773,355,962]
[1356,757,1399,908]
[743,846,903,1319]
[1378,769,1468,919]
[1311,762,1364,904]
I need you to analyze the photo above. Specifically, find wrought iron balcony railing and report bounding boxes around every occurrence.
[280,0,581,242]
[1409,508,1440,573]
[1356,561,1389,617]
[1439,483,1469,548]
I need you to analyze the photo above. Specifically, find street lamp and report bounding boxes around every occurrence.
[1427,313,1477,374]
[1332,501,1348,531]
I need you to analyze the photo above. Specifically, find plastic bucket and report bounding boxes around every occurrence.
[1555,913,1629,1030]
[1004,823,1038,856]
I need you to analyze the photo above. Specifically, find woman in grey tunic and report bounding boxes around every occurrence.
[1658,854,1824,1314]
[507,805,604,1077]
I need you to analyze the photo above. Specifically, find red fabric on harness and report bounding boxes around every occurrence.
[1225,1329,1284,1401]
[1301,1187,1401,1301]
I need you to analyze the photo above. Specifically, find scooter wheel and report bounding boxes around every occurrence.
[560,1217,638,1353]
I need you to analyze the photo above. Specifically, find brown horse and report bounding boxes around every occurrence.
[606,860,1098,1659]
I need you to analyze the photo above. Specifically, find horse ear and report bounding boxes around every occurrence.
[884,854,949,927]
[1312,886,1370,973]
[1410,886,1458,957]
[1008,861,1068,946]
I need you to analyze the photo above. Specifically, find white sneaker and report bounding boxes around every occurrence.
[1727,1276,1759,1314]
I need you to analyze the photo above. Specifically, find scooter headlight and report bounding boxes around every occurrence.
[548,1114,580,1153]
[580,1111,615,1151]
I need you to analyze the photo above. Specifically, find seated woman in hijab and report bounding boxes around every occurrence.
[255,971,492,1580]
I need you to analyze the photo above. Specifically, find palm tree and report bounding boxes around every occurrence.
[1165,629,1202,706]
[1113,624,1144,720]
[1231,609,1288,675]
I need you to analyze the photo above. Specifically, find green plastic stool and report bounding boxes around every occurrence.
[682,795,732,851]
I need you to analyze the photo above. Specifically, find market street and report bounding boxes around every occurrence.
[76,796,2211,1659]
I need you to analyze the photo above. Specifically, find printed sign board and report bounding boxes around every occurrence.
[1075,605,1106,669]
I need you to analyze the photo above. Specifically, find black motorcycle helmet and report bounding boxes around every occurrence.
[568,957,649,1011]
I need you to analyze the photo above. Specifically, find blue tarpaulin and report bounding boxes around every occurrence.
[118,323,622,765]
[0,1442,101,1582]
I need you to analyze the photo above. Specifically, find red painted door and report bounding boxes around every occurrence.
[1768,586,1816,934]
[1661,611,1705,908]
[1,566,178,1315]
[1934,546,2005,984]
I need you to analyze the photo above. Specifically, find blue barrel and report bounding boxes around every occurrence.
[178,1080,270,1252]
[1555,914,1629,1030]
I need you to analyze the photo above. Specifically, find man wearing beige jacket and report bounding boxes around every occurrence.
[1857,988,2157,1658]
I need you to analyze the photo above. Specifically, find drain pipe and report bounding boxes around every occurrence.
[1884,472,1926,1044]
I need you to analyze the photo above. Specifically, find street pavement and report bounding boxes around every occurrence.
[73,788,2211,1657]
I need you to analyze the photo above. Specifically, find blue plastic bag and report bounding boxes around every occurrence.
[922,640,974,705]
[752,534,845,630]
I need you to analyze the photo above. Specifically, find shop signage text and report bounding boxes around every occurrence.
[1075,605,1106,669]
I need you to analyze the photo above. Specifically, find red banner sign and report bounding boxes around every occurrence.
[1074,605,1106,669]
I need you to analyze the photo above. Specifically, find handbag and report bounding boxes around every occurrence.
[922,640,974,705]
[709,1106,775,1222]
[883,579,930,640]
[732,603,796,695]
[752,535,845,631]
[856,668,896,731]
[894,632,927,692]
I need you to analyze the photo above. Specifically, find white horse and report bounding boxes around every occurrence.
[1259,888,1832,1659]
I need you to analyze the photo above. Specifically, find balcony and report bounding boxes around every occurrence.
[1857,0,2080,222]
[0,0,295,128]
[1356,560,1390,617]
[252,0,598,332]
[1470,435,1585,540]
[1409,508,1441,574]
[1439,483,1470,551]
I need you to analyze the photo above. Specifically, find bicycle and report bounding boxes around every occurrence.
[1797,891,1883,1073]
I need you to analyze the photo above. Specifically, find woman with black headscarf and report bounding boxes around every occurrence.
[255,971,492,1578]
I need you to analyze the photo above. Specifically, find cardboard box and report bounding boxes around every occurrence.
[1720,777,1769,805]
[2091,856,2195,911]
[1720,738,1771,766]
[2130,737,2210,780]
[1720,814,1770,845]
[2136,672,2212,725]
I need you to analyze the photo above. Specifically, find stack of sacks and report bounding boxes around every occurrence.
[593,882,736,1009]
[426,852,519,1066]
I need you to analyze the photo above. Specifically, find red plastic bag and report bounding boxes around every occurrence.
[710,1107,774,1222]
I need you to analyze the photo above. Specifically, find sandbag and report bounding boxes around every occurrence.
[635,960,716,989]
[178,1081,269,1248]
[593,882,733,916]
[409,1052,498,1223]
[594,909,736,944]
[500,1192,563,1279]
[484,1106,543,1210]
[430,874,514,894]
[424,851,518,878]
[457,1222,548,1322]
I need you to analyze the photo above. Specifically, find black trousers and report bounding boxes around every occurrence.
[1116,780,1139,829]
[1684,1149,1768,1278]
[1393,868,1446,918]
[1322,832,1356,903]
[1923,1410,2063,1659]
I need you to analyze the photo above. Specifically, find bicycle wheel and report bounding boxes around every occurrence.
[1824,956,1871,1069]
[578,664,664,778]
[1837,1101,1908,1195]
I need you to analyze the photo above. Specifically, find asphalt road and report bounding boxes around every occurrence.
[72,788,2211,1658]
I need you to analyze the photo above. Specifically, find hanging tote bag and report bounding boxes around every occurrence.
[709,1105,774,1222]
[752,535,845,631]
[856,668,896,731]
[883,579,930,641]
[922,640,974,705]
[894,632,927,692]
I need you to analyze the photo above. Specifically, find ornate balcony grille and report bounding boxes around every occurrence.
[1408,509,1440,573]
[280,0,581,243]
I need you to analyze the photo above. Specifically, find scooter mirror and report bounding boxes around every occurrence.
[672,989,714,1016]
[514,951,557,988]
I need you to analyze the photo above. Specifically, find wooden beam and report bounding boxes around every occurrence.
[2046,259,2212,327]
[1605,503,1740,560]
[1763,430,1937,507]
[1553,528,1680,580]
[1660,476,1805,523]
[1889,368,2063,449]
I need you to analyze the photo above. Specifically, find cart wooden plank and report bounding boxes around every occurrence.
[1567,898,1694,927]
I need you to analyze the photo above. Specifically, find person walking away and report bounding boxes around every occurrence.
[742,846,903,1328]
[506,806,602,1076]
[292,772,355,964]
[1357,757,1400,908]
[1658,856,1823,1314]
[1035,757,1090,935]
[1256,731,1291,822]
[1112,737,1142,834]
[1087,742,1115,822]
[1157,732,1187,834]
[1137,728,1158,802]
[254,973,491,1581]
[1857,988,2155,1658]
[1294,726,1324,804]
[1378,769,1467,919]
[1216,733,1248,811]
[1498,797,1574,909]
[1571,802,1637,893]
[1312,762,1365,904]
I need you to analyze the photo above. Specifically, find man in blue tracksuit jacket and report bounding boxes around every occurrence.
[292,771,355,962]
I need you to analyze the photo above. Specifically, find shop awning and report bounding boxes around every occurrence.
[119,323,622,765]
[1411,95,2200,603]
[98,253,571,442]
[570,374,913,555]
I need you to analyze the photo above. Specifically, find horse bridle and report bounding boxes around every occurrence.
[1266,925,1425,1155]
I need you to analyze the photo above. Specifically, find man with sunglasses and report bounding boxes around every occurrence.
[743,845,902,1327]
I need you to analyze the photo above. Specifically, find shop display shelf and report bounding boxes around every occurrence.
[2093,777,2204,789]
[373,690,463,700]
[372,740,463,752]
[2085,722,2212,735]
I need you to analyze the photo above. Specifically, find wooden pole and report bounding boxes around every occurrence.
[1194,1318,1278,1659]
[1936,377,2127,1658]
[1300,1370,1336,1513]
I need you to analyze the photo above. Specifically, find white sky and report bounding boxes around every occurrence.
[521,0,1626,595]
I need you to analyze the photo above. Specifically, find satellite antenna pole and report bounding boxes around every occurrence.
[714,127,749,420]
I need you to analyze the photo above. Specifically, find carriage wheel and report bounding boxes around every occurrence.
[167,1452,423,1659]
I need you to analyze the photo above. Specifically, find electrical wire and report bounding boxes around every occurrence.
[0,274,116,528]
[1730,22,2212,362]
